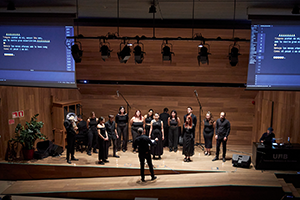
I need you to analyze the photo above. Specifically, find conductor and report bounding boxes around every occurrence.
[133,127,157,182]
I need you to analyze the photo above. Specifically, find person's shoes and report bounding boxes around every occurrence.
[71,157,78,161]
[223,158,226,162]
[113,155,120,158]
[141,179,146,182]
[122,149,126,152]
[184,158,187,162]
[87,152,91,156]
[133,150,136,153]
[151,176,157,181]
[103,159,109,163]
[98,161,105,165]
[187,158,191,162]
[93,150,98,153]
[158,156,161,160]
[207,153,211,156]
[204,151,208,156]
[212,157,219,161]
[174,149,177,152]
[67,160,72,164]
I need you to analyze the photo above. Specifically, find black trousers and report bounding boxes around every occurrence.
[104,140,110,159]
[163,126,169,147]
[215,138,227,158]
[131,127,139,149]
[66,134,76,160]
[109,138,118,156]
[87,128,98,153]
[139,152,155,180]
[169,126,179,151]
[117,124,128,151]
[98,137,106,161]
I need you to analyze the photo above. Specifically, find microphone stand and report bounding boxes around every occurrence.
[117,91,131,141]
[194,91,204,150]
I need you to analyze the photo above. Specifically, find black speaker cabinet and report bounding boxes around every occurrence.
[232,154,251,168]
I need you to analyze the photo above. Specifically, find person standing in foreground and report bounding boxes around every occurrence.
[105,115,120,158]
[212,112,230,162]
[133,127,157,182]
[159,108,170,147]
[64,115,78,164]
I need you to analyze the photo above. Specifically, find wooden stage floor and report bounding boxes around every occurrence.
[0,144,297,200]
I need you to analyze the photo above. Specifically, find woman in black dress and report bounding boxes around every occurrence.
[182,115,194,162]
[203,111,215,156]
[116,106,129,152]
[144,109,154,137]
[130,110,144,153]
[168,110,181,152]
[97,117,109,165]
[149,113,164,159]
[87,112,98,156]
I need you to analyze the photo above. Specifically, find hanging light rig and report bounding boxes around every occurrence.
[197,40,211,66]
[133,40,146,64]
[99,39,113,61]
[117,39,132,63]
[161,40,174,63]
[228,41,241,67]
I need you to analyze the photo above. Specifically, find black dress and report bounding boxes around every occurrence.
[115,114,129,151]
[88,118,98,153]
[203,120,214,148]
[131,121,144,149]
[151,120,163,156]
[182,124,194,157]
[97,126,107,161]
[145,116,153,136]
[169,118,179,151]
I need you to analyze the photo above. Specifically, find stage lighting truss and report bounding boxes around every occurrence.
[133,41,146,64]
[99,39,113,61]
[117,40,132,63]
[71,41,83,63]
[197,41,211,66]
[228,42,241,67]
[161,40,174,62]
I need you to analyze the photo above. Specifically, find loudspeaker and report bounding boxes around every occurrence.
[232,154,251,168]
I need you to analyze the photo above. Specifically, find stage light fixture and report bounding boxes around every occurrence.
[99,40,112,61]
[228,43,241,66]
[117,41,132,63]
[149,5,156,13]
[292,5,300,14]
[197,42,211,65]
[71,42,83,63]
[161,41,174,62]
[133,42,146,64]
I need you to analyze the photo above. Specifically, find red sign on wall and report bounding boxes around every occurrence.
[12,110,24,118]
[9,119,15,125]
[18,110,24,118]
[12,112,18,118]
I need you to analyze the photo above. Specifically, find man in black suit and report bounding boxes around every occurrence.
[64,115,78,164]
[183,106,197,138]
[75,115,88,152]
[212,112,231,162]
[159,108,169,147]
[133,127,157,182]
[105,115,120,158]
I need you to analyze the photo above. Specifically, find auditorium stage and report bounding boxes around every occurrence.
[0,144,298,200]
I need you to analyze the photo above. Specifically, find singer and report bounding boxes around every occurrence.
[183,106,197,138]
[116,106,129,152]
[64,115,78,164]
[130,110,144,153]
[144,109,154,136]
[87,112,99,156]
[149,113,164,159]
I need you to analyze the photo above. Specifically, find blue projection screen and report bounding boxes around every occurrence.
[246,24,300,90]
[0,25,76,88]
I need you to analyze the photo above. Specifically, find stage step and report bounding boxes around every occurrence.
[278,178,292,193]
[287,183,300,198]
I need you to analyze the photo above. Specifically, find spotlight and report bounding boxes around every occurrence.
[99,40,112,61]
[197,42,210,65]
[292,5,300,14]
[7,1,16,10]
[117,41,131,63]
[228,43,241,66]
[133,42,145,64]
[161,41,174,62]
[149,5,156,13]
[71,42,83,63]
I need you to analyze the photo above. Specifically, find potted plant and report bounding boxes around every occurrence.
[11,114,47,160]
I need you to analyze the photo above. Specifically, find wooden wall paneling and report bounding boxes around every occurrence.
[78,84,257,146]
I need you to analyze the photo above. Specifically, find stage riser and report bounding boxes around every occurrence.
[0,163,222,180]
[16,186,284,200]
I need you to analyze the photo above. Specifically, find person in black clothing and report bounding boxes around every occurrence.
[260,127,275,145]
[97,117,109,165]
[168,110,181,152]
[183,106,197,138]
[115,106,129,152]
[144,109,154,137]
[105,115,120,158]
[149,113,164,159]
[212,112,230,162]
[182,115,195,162]
[130,110,144,152]
[75,115,88,152]
[203,112,215,156]
[87,112,99,156]
[64,115,78,164]
[160,108,169,147]
[133,127,157,182]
